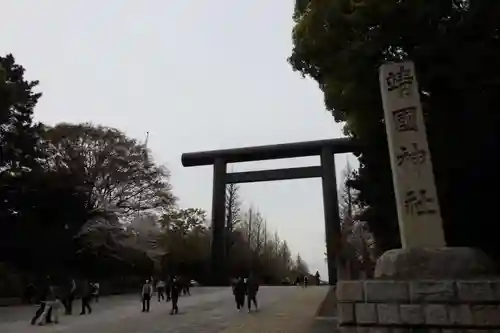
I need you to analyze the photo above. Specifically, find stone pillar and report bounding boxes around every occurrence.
[376,61,498,279]
[335,60,500,333]
[320,146,341,285]
[379,61,445,248]
[210,158,227,285]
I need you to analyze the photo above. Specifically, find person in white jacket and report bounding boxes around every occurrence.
[92,281,100,303]
[47,294,63,324]
[156,280,166,302]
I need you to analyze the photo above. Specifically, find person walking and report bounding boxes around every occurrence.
[64,277,76,315]
[51,293,63,324]
[315,271,321,286]
[31,299,47,325]
[92,281,100,303]
[31,279,53,325]
[304,275,309,288]
[35,282,61,326]
[170,277,180,315]
[165,276,172,301]
[246,273,259,312]
[233,277,246,311]
[79,279,92,315]
[141,279,153,312]
[182,277,191,296]
[42,285,63,325]
[25,283,35,304]
[156,279,166,302]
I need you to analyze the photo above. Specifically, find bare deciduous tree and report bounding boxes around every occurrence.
[225,182,242,257]
[225,183,241,232]
[337,162,377,279]
[43,123,176,221]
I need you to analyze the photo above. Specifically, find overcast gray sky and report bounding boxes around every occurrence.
[1,0,358,280]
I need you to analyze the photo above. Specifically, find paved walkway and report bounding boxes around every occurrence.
[0,286,331,333]
[221,286,329,333]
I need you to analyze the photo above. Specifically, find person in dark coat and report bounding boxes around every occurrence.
[246,273,259,312]
[170,277,180,315]
[79,279,92,315]
[30,278,53,325]
[182,276,191,296]
[25,283,35,304]
[141,279,153,312]
[233,277,246,311]
[165,276,172,301]
[64,278,77,315]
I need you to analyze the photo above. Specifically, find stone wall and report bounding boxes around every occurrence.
[337,279,500,332]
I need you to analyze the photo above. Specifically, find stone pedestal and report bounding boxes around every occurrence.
[337,247,500,332]
[375,247,498,280]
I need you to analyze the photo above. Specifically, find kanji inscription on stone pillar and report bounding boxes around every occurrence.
[379,61,446,248]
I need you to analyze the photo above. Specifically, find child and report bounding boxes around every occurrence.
[51,296,63,324]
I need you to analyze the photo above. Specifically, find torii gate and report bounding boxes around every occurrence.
[181,138,358,285]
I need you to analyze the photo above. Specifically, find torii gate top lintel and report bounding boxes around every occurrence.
[181,138,358,167]
[180,137,358,286]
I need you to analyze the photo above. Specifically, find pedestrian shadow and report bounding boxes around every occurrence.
[237,309,262,315]
[170,311,186,316]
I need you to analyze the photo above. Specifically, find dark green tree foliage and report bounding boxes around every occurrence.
[0,54,43,175]
[0,55,169,276]
[3,170,90,273]
[0,55,90,273]
[290,1,500,258]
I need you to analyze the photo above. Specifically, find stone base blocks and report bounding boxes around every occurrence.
[337,279,500,333]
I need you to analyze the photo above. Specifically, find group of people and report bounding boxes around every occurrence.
[29,274,191,327]
[27,271,318,326]
[140,276,191,315]
[294,275,309,287]
[30,277,99,326]
[231,274,259,313]
[294,271,321,287]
